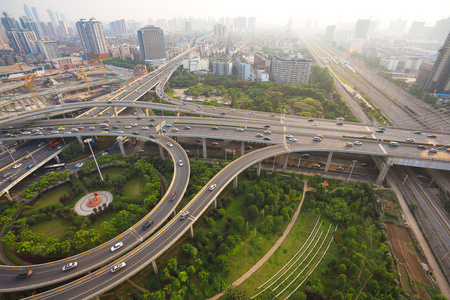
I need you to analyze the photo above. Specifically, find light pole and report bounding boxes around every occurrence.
[3,145,15,162]
[297,157,302,168]
[26,151,37,165]
[347,160,358,182]
[84,138,104,181]
[272,156,276,172]
[59,135,67,146]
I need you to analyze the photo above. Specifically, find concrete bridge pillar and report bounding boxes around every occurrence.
[241,141,245,156]
[4,191,12,201]
[77,136,84,146]
[257,161,262,177]
[376,157,393,185]
[54,155,60,164]
[282,154,289,172]
[159,145,165,160]
[213,198,217,209]
[189,225,194,239]
[202,138,207,159]
[151,260,158,274]
[116,137,125,156]
[173,210,176,217]
[233,176,238,190]
[324,152,334,172]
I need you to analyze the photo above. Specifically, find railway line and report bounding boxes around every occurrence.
[391,166,450,283]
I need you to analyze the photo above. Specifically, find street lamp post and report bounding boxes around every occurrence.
[272,156,276,172]
[347,160,358,182]
[3,145,15,162]
[297,157,302,168]
[26,151,37,165]
[84,138,104,181]
[59,135,67,146]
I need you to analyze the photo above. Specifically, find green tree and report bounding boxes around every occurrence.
[182,243,198,259]
[336,274,347,288]
[224,285,249,299]
[178,271,188,283]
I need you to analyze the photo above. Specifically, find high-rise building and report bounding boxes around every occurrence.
[248,17,256,31]
[19,16,43,40]
[47,9,58,26]
[254,53,271,71]
[408,21,425,39]
[37,40,61,59]
[235,58,251,79]
[185,21,192,33]
[214,24,228,38]
[23,4,34,22]
[0,27,9,45]
[213,61,232,76]
[286,18,292,35]
[432,18,450,42]
[269,54,312,85]
[137,26,166,67]
[110,19,127,36]
[234,17,247,32]
[424,31,450,94]
[7,30,38,53]
[354,19,370,39]
[31,7,41,24]
[58,21,69,36]
[76,18,109,58]
[325,25,336,42]
[388,19,407,37]
[46,22,58,37]
[1,12,20,31]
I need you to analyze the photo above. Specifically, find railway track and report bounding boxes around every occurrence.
[392,166,450,283]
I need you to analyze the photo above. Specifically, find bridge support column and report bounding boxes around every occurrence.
[173,210,176,217]
[376,157,393,185]
[213,198,217,209]
[77,136,84,146]
[241,141,245,156]
[151,260,158,274]
[116,137,126,156]
[54,155,60,164]
[159,145,165,160]
[4,191,12,201]
[324,152,333,172]
[189,225,194,239]
[257,161,262,177]
[282,154,289,172]
[202,138,207,159]
[233,176,238,190]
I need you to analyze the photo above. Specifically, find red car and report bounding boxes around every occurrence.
[169,192,176,201]
[308,119,314,122]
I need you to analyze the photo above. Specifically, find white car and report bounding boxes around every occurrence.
[209,184,217,191]
[71,128,79,132]
[89,126,95,130]
[354,141,362,145]
[22,131,31,135]
[236,128,244,132]
[286,134,293,138]
[172,128,179,132]
[311,123,318,126]
[124,125,131,129]
[110,242,123,252]
[313,136,322,141]
[142,126,149,130]
[131,123,137,127]
[111,262,126,273]
[62,262,77,271]
[167,142,173,147]
[179,160,183,166]
[406,138,415,142]
[51,130,59,134]
[63,131,72,135]
[12,163,22,169]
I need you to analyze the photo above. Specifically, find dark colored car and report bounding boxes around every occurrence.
[141,220,153,231]
[132,132,139,135]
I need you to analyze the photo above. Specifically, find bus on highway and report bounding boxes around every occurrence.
[44,163,66,171]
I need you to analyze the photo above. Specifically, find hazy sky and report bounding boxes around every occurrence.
[2,0,449,27]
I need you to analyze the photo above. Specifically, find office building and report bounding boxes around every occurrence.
[213,61,232,76]
[1,12,20,31]
[269,54,312,85]
[354,19,370,39]
[31,7,41,24]
[415,59,435,88]
[23,4,34,22]
[0,27,9,45]
[37,40,61,59]
[137,26,166,67]
[110,19,127,36]
[214,24,228,38]
[235,58,251,79]
[248,17,256,31]
[432,18,450,42]
[76,18,109,58]
[388,19,407,37]
[47,9,58,26]
[234,17,247,32]
[325,25,336,42]
[58,21,69,36]
[408,21,425,39]
[7,30,38,53]
[425,31,450,94]
[19,16,43,40]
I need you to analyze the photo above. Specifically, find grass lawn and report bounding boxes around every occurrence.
[90,211,117,236]
[88,167,125,181]
[123,176,147,197]
[32,184,71,210]
[29,217,70,241]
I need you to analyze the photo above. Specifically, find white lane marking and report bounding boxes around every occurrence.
[378,143,387,154]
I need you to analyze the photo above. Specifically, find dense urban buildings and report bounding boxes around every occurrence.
[269,54,312,85]
[137,26,166,67]
[76,18,109,58]
[213,24,228,39]
[424,31,450,94]
[37,40,61,59]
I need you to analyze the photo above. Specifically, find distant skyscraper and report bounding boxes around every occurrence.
[110,19,127,36]
[58,21,69,36]
[76,18,109,57]
[408,21,425,39]
[286,18,292,35]
[31,7,41,24]
[235,58,251,79]
[19,16,43,40]
[248,17,256,31]
[46,22,58,36]
[185,21,192,33]
[47,9,58,26]
[1,12,20,31]
[234,17,247,32]
[388,19,407,37]
[0,27,9,45]
[325,25,336,42]
[354,19,370,39]
[214,24,228,38]
[432,18,450,42]
[147,19,154,26]
[137,26,166,67]
[23,4,34,22]
[424,31,450,94]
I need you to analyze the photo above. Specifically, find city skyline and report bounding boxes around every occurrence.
[1,0,449,27]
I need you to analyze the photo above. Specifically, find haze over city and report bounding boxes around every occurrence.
[2,0,450,26]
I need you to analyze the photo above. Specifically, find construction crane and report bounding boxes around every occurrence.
[6,63,38,90]
[77,68,110,91]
